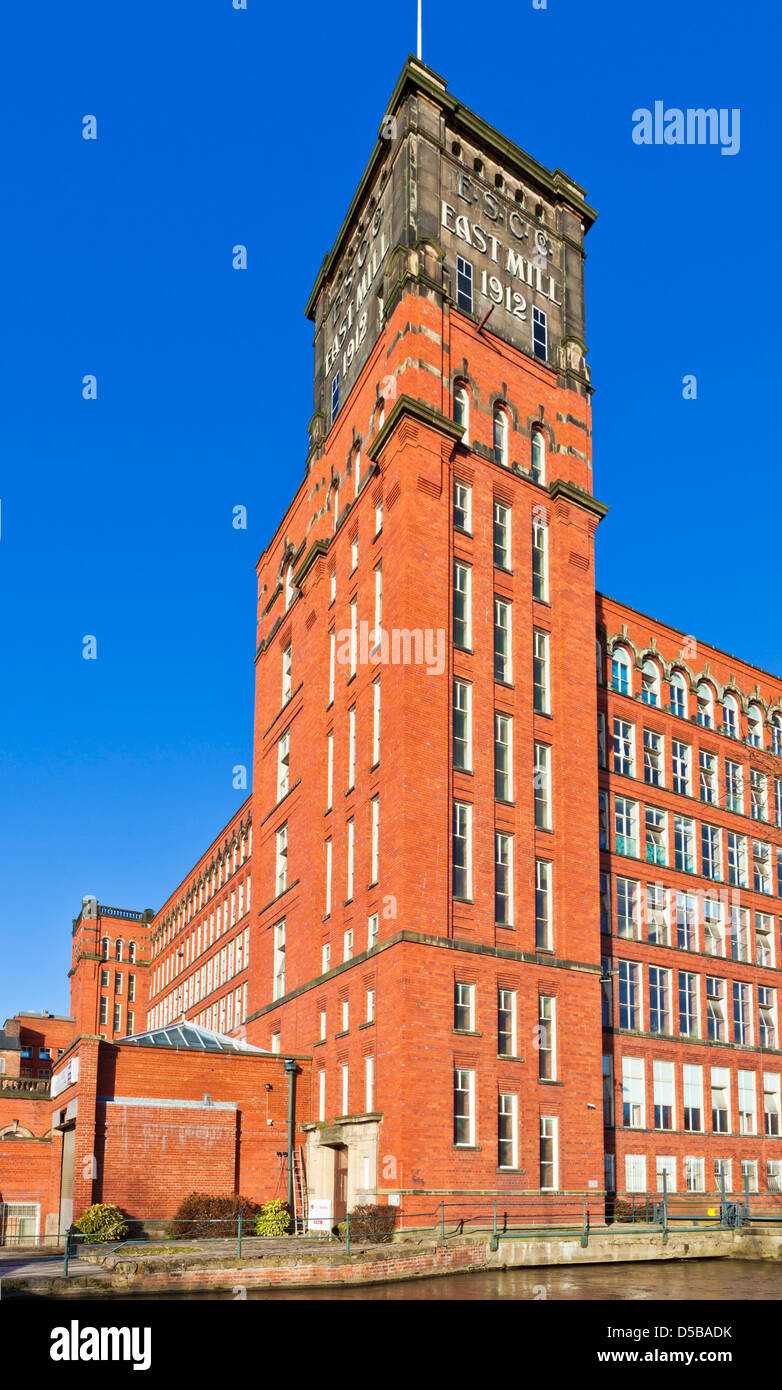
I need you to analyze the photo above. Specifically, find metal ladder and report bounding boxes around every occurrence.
[292,1146,308,1232]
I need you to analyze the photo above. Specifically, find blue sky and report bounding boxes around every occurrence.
[0,0,777,1021]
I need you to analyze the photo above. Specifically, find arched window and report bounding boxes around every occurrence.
[748,703,764,748]
[670,671,688,719]
[611,647,631,696]
[101,937,110,960]
[377,399,385,431]
[723,694,739,739]
[128,940,136,964]
[333,483,339,533]
[772,714,782,757]
[353,447,361,498]
[454,382,470,435]
[596,639,604,687]
[493,405,509,467]
[284,563,294,612]
[642,659,660,707]
[696,682,714,729]
[115,939,123,962]
[531,428,546,484]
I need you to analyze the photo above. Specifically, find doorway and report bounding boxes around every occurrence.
[333,1145,348,1221]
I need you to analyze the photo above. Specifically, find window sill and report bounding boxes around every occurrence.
[370,761,380,773]
[453,897,475,906]
[495,679,514,691]
[495,921,515,930]
[497,1054,524,1062]
[453,1029,482,1037]
[538,1078,563,1086]
[314,1038,326,1048]
[335,1030,348,1040]
[453,1145,482,1153]
[358,1020,375,1031]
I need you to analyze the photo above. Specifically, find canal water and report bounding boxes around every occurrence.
[127,1258,782,1300]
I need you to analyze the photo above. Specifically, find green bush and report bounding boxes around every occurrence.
[166,1191,262,1239]
[347,1203,397,1243]
[74,1203,129,1244]
[254,1199,292,1237]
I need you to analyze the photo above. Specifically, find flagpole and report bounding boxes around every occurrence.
[417,0,422,60]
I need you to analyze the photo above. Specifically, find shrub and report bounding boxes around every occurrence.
[166,1192,262,1240]
[74,1204,129,1244]
[347,1203,397,1243]
[254,1199,291,1237]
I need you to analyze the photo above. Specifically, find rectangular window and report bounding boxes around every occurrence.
[751,769,768,822]
[453,563,471,649]
[539,1116,558,1189]
[365,1056,374,1112]
[676,891,698,952]
[494,599,512,683]
[648,965,671,1034]
[756,913,775,967]
[679,970,700,1038]
[454,981,475,1032]
[114,971,122,994]
[725,759,744,814]
[598,712,607,768]
[453,480,471,531]
[275,823,288,896]
[535,860,552,950]
[456,255,473,313]
[727,831,747,888]
[273,920,286,1000]
[643,729,663,786]
[538,996,556,1080]
[615,796,638,858]
[598,790,608,849]
[372,680,381,766]
[347,706,356,791]
[493,502,511,569]
[645,806,667,867]
[656,1156,677,1194]
[341,1064,349,1116]
[277,730,290,801]
[328,630,335,704]
[759,986,777,1048]
[367,913,379,950]
[613,718,635,777]
[738,1069,757,1135]
[534,743,551,829]
[674,815,695,873]
[533,630,549,713]
[700,750,718,805]
[343,928,353,963]
[453,801,472,899]
[730,906,750,962]
[653,1059,675,1130]
[370,797,379,884]
[322,941,331,974]
[625,1154,647,1194]
[325,839,332,915]
[622,1055,645,1128]
[672,740,691,796]
[603,1055,614,1125]
[326,731,333,810]
[494,713,513,801]
[346,819,355,901]
[498,988,517,1057]
[601,873,612,933]
[764,1073,781,1136]
[754,838,772,895]
[99,996,108,1026]
[331,371,340,424]
[366,988,375,1023]
[318,1070,326,1123]
[113,1003,122,1033]
[373,564,382,646]
[711,1066,730,1133]
[532,518,548,601]
[706,976,726,1042]
[683,1064,704,1132]
[495,832,514,926]
[701,823,721,880]
[454,1068,475,1146]
[453,680,472,771]
[617,877,640,940]
[618,960,641,1030]
[282,643,292,705]
[498,1093,518,1169]
[647,883,669,945]
[532,305,548,361]
[350,598,358,677]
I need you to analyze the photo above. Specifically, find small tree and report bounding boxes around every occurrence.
[166,1192,262,1239]
[74,1203,129,1243]
[347,1203,397,1243]
[254,1199,291,1237]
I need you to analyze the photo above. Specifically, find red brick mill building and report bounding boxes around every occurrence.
[3,55,782,1242]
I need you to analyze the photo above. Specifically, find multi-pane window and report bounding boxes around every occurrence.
[350,598,358,675]
[454,382,470,433]
[603,1055,614,1125]
[725,760,743,814]
[495,832,514,925]
[372,679,381,766]
[370,797,379,884]
[600,875,612,935]
[453,479,471,532]
[535,860,552,950]
[748,705,764,749]
[701,823,722,881]
[653,1059,675,1130]
[625,1154,647,1194]
[759,986,777,1048]
[613,718,634,777]
[754,839,772,895]
[611,649,631,695]
[282,643,292,705]
[643,729,663,786]
[348,707,356,790]
[598,790,609,849]
[776,778,782,829]
[738,1070,757,1135]
[494,600,512,683]
[756,913,775,967]
[733,981,753,1046]
[618,960,641,1030]
[764,1073,781,1136]
[366,988,375,1023]
[773,720,782,757]
[684,1156,705,1193]
[723,695,739,739]
[454,1068,475,1146]
[113,1004,122,1033]
[676,891,698,951]
[645,807,666,866]
[530,429,546,484]
[697,683,714,729]
[601,955,613,1026]
[615,796,638,858]
[649,966,671,1034]
[538,996,556,1080]
[674,815,695,873]
[683,1064,703,1132]
[453,802,472,899]
[729,906,750,962]
[679,971,700,1038]
[647,883,669,945]
[656,1155,677,1194]
[751,769,768,822]
[532,518,548,600]
[534,743,551,829]
[453,563,471,648]
[493,406,509,466]
[325,838,332,915]
[456,255,473,312]
[494,713,513,801]
[711,1067,730,1133]
[498,989,518,1057]
[769,1160,782,1192]
[741,1158,759,1193]
[533,630,549,713]
[642,660,660,706]
[617,877,640,939]
[670,673,688,718]
[275,824,288,896]
[367,913,379,949]
[493,502,510,568]
[277,730,291,801]
[453,680,472,771]
[273,920,286,1000]
[454,981,475,1032]
[598,712,607,768]
[326,731,334,810]
[622,1056,645,1128]
[672,740,691,796]
[539,1116,558,1190]
[699,751,718,804]
[328,630,335,703]
[498,1093,518,1169]
[532,306,548,362]
[346,820,355,900]
[707,976,727,1042]
[727,831,747,887]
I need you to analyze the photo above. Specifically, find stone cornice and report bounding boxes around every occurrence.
[548,477,609,522]
[367,394,464,463]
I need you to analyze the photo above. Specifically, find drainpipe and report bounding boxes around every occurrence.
[283,1058,298,1214]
